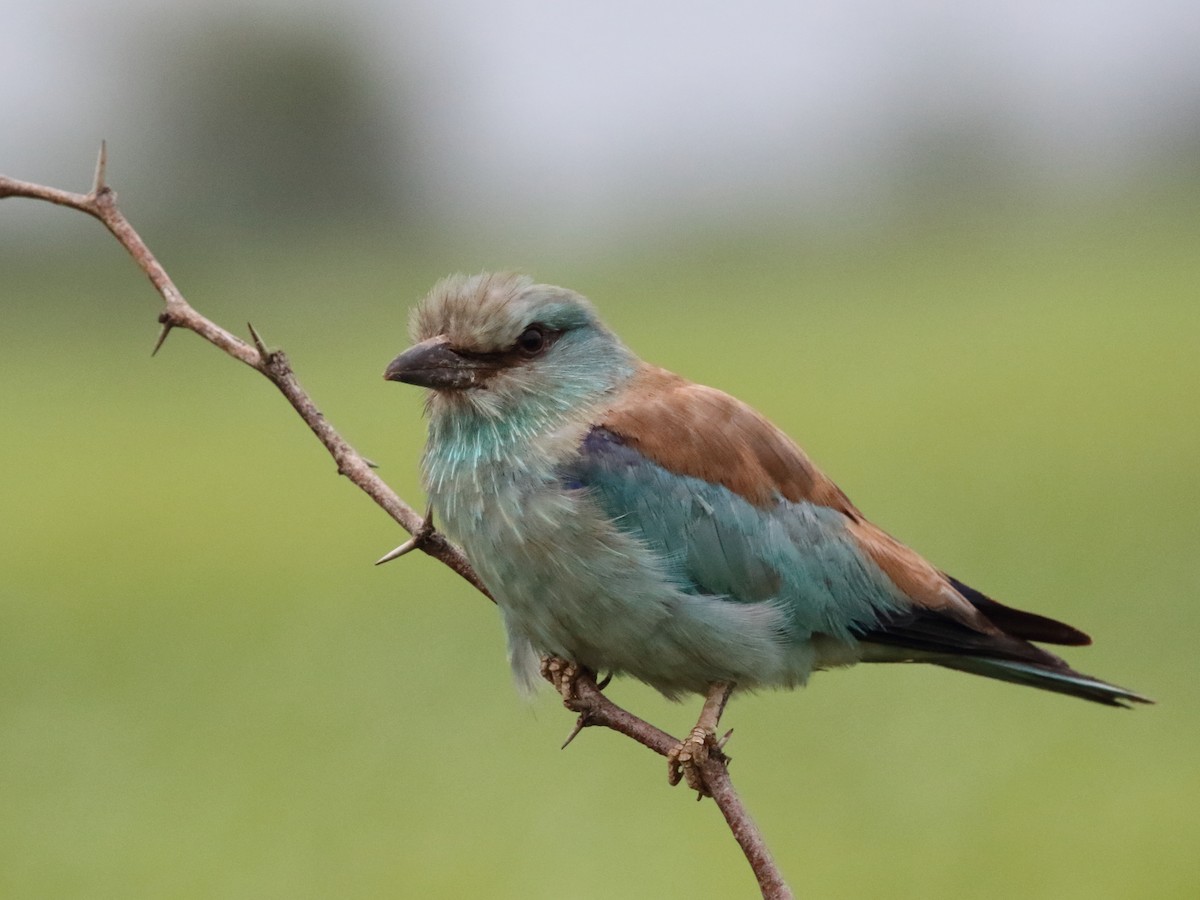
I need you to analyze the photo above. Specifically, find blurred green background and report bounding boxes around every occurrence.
[4,4,1200,899]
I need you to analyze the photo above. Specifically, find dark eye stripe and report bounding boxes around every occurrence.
[452,325,564,366]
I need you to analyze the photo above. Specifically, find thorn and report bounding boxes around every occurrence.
[151,313,173,356]
[716,728,734,751]
[92,140,108,194]
[247,322,269,359]
[374,536,420,566]
[362,456,380,469]
[560,711,592,749]
[375,507,434,566]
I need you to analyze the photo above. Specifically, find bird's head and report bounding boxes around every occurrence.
[385,273,636,423]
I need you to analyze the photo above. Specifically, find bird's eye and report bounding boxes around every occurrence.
[516,326,547,356]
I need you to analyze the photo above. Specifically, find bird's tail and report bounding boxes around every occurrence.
[857,573,1153,708]
[926,655,1153,708]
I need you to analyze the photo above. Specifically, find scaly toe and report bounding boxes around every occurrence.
[667,727,714,796]
[539,656,582,705]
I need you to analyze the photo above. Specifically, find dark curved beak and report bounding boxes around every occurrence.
[383,336,496,390]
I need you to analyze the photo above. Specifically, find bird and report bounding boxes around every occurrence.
[382,272,1151,786]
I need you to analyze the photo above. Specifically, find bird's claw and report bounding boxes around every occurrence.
[541,656,591,748]
[668,725,718,796]
[667,681,734,797]
[540,656,584,707]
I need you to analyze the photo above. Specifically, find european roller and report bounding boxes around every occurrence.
[383,273,1150,784]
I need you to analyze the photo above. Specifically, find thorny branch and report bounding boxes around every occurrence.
[0,148,793,900]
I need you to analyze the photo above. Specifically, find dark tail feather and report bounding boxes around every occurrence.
[945,575,1091,646]
[857,573,1153,707]
[926,655,1154,708]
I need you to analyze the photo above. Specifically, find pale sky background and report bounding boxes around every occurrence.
[4,0,1200,248]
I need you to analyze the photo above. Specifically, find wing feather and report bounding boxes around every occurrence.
[597,366,995,631]
[585,365,1088,659]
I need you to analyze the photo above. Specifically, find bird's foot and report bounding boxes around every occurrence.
[668,725,717,795]
[540,656,611,749]
[667,681,735,797]
[540,655,585,706]
[539,655,611,705]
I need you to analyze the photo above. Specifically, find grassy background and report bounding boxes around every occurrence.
[2,193,1197,898]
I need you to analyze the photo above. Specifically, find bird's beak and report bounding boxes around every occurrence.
[383,336,497,390]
